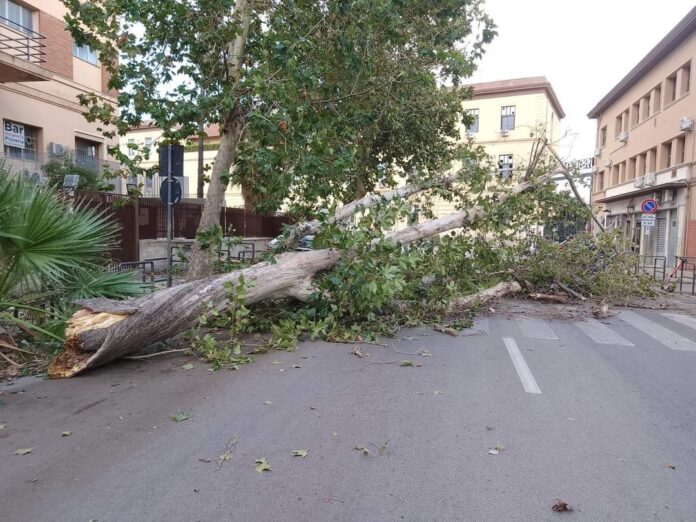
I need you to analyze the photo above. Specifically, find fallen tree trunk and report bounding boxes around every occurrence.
[278,172,461,249]
[529,292,569,304]
[448,281,522,311]
[49,168,560,378]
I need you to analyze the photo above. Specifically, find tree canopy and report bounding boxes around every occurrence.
[64,0,496,213]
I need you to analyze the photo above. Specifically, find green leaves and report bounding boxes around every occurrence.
[254,457,271,473]
[172,410,192,422]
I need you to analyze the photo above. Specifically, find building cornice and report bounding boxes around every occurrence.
[588,6,696,118]
[468,76,566,119]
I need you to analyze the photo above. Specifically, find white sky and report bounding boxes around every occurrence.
[469,0,696,161]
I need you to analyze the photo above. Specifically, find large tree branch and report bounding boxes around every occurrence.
[278,172,462,249]
[49,167,558,378]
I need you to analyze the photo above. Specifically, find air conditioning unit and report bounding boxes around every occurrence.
[594,148,601,157]
[465,131,476,139]
[49,142,67,157]
[500,129,510,137]
[604,159,613,168]
[680,117,694,131]
[618,131,629,142]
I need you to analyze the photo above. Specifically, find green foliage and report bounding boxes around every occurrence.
[514,231,656,302]
[0,169,146,342]
[41,157,115,192]
[191,276,255,369]
[63,0,496,213]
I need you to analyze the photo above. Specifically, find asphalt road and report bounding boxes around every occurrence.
[1,308,696,521]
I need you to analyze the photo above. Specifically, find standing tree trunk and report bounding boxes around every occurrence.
[187,0,254,281]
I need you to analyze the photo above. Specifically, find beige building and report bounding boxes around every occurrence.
[589,6,696,263]
[431,76,565,216]
[0,0,118,185]
[122,124,244,207]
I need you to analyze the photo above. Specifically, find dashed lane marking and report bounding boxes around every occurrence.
[662,312,696,332]
[573,318,634,346]
[619,311,696,352]
[503,337,542,394]
[516,319,558,340]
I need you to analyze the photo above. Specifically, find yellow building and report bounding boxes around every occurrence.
[122,123,244,207]
[431,77,565,216]
[0,0,118,183]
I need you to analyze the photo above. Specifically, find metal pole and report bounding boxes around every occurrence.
[197,121,205,199]
[166,145,173,288]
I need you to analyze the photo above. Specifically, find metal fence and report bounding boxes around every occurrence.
[633,254,696,295]
[75,191,295,263]
[0,16,45,65]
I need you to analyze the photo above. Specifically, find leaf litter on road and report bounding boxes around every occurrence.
[14,448,32,455]
[181,363,194,370]
[255,458,271,473]
[552,499,572,512]
[172,410,192,422]
[292,449,309,458]
[61,431,72,437]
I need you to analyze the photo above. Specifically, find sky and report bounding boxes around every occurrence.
[468,0,696,161]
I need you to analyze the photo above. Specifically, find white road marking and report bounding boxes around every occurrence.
[662,312,696,331]
[619,311,696,351]
[461,318,490,336]
[516,319,558,340]
[503,337,542,394]
[573,318,634,346]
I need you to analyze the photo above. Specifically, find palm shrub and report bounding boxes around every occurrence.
[0,167,145,341]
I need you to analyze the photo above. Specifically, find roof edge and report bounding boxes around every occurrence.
[588,6,696,119]
[470,76,566,119]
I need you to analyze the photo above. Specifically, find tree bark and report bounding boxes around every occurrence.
[49,167,560,378]
[448,281,522,312]
[187,0,254,281]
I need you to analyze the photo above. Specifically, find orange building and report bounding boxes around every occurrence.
[0,0,119,187]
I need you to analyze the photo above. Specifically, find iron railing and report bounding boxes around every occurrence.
[672,256,696,296]
[0,152,122,179]
[0,16,46,64]
[634,255,667,280]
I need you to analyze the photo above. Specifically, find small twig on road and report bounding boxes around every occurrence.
[344,360,397,371]
[0,350,22,366]
[325,497,344,504]
[333,339,387,347]
[124,348,189,360]
[215,437,238,472]
[390,343,427,356]
[389,492,405,503]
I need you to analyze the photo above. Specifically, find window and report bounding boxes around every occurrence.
[500,106,515,131]
[466,109,479,133]
[641,95,650,121]
[680,61,691,95]
[653,85,661,113]
[665,73,677,104]
[75,137,100,170]
[660,141,672,169]
[595,171,604,191]
[3,119,38,161]
[127,138,135,157]
[599,126,607,147]
[675,136,686,165]
[615,114,623,137]
[72,41,98,65]
[631,101,640,127]
[498,154,513,179]
[144,136,153,149]
[0,0,33,33]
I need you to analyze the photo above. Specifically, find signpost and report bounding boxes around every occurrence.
[159,144,185,288]
[641,214,656,227]
[641,198,658,214]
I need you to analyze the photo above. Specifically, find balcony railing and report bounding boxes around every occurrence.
[0,16,46,64]
[0,151,121,180]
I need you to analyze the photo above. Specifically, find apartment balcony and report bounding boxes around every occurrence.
[594,164,691,203]
[0,16,51,83]
[0,151,121,182]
